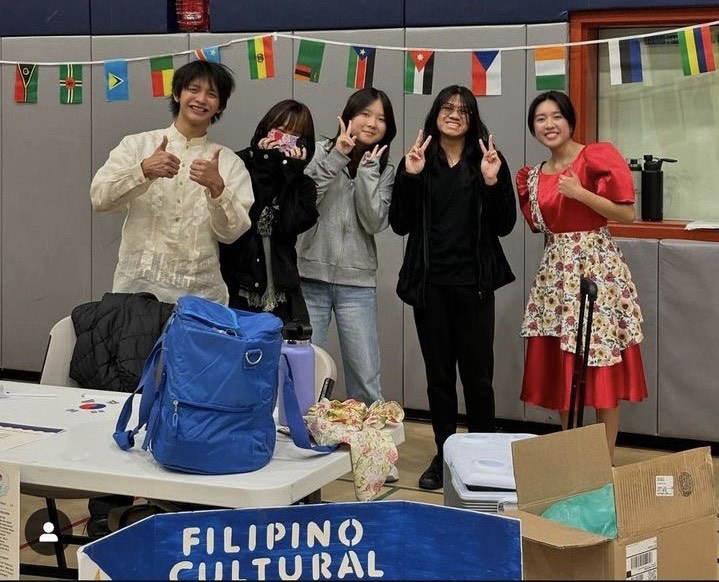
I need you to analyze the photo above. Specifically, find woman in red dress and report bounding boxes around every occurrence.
[516,91,647,462]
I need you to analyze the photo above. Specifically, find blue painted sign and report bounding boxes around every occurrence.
[78,501,521,580]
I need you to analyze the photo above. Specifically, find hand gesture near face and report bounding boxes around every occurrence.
[284,144,307,161]
[141,136,181,179]
[558,170,584,200]
[335,116,357,156]
[404,129,432,175]
[360,144,388,166]
[479,134,501,186]
[190,149,225,199]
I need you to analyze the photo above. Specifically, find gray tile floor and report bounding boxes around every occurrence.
[18,419,719,578]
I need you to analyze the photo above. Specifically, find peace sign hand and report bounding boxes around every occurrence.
[335,117,356,156]
[404,129,432,175]
[479,134,500,186]
[360,144,388,166]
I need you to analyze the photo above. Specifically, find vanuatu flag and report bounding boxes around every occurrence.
[15,63,38,103]
[404,50,434,95]
[294,39,325,83]
[248,36,275,80]
[150,55,174,97]
[346,46,376,89]
[59,64,83,104]
[678,26,716,76]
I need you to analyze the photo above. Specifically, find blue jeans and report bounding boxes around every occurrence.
[300,280,383,405]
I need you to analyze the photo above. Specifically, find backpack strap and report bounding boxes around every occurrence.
[112,334,165,451]
[280,354,337,453]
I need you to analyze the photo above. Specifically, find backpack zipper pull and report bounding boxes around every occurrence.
[172,399,179,435]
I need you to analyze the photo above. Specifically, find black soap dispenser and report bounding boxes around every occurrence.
[640,154,677,222]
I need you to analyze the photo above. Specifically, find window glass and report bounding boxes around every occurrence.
[597,27,719,220]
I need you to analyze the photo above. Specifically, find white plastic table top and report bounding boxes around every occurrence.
[0,381,404,508]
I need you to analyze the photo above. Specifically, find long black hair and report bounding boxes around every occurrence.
[328,87,397,174]
[250,99,316,164]
[422,85,491,177]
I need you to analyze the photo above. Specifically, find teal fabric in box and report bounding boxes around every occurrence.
[541,483,618,539]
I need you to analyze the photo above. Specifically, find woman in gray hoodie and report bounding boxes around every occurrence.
[296,87,397,407]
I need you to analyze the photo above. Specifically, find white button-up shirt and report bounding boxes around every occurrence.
[90,124,253,305]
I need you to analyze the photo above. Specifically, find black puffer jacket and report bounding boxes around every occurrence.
[70,292,174,392]
[389,152,517,308]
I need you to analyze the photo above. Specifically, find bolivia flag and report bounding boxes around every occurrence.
[404,50,434,95]
[534,46,566,90]
[15,63,38,103]
[347,46,376,89]
[294,39,325,83]
[59,64,83,104]
[678,26,716,76]
[471,50,502,96]
[248,36,275,80]
[608,39,643,85]
[150,55,174,97]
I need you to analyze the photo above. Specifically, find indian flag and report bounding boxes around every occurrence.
[678,25,716,76]
[471,50,501,96]
[534,46,566,90]
[150,55,174,97]
[248,36,275,80]
[404,50,434,95]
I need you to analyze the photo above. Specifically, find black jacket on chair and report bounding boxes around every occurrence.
[69,292,174,392]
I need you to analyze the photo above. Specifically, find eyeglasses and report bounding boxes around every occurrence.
[439,102,471,116]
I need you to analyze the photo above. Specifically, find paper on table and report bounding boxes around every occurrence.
[0,426,56,452]
[0,463,20,580]
[685,221,719,230]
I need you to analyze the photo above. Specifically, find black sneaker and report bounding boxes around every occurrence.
[418,455,443,490]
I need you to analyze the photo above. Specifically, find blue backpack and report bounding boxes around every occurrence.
[113,295,333,475]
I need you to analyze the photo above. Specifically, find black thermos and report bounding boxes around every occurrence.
[640,154,677,222]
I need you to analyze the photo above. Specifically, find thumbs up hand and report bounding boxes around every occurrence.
[141,136,181,179]
[190,148,225,198]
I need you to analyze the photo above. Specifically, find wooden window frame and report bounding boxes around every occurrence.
[569,7,719,241]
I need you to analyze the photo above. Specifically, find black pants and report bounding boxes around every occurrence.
[413,283,496,456]
[229,288,310,326]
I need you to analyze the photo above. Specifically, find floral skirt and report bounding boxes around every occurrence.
[520,227,648,409]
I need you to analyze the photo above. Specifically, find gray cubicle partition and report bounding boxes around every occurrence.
[616,237,659,436]
[658,239,719,441]
[1,37,93,371]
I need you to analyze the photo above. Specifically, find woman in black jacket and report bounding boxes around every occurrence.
[389,85,517,490]
[220,99,317,324]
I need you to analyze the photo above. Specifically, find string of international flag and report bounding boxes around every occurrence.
[7,20,718,105]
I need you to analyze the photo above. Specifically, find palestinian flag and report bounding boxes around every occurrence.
[294,39,325,83]
[248,36,275,80]
[150,55,174,97]
[15,63,38,103]
[346,46,376,89]
[59,64,83,104]
[404,50,434,95]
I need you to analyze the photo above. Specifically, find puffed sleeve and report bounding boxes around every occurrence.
[514,165,537,231]
[583,142,635,204]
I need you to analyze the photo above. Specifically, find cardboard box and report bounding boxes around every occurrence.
[507,424,717,580]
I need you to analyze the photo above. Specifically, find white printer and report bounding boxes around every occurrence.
[443,432,536,513]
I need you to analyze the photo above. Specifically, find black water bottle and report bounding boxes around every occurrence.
[640,154,677,222]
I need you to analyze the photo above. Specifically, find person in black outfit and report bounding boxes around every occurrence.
[389,85,517,490]
[220,99,317,324]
